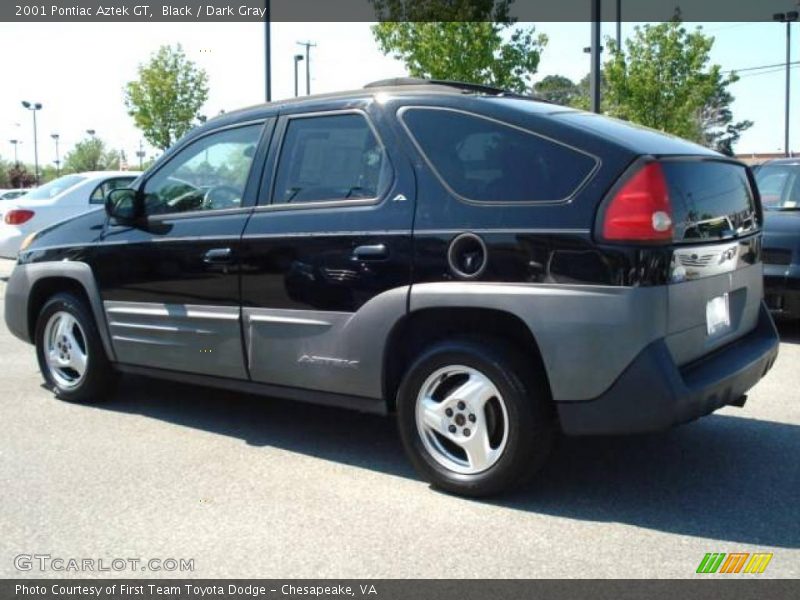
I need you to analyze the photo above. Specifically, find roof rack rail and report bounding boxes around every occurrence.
[363,77,555,105]
[364,77,511,96]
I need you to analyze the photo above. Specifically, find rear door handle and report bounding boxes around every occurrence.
[203,247,233,264]
[353,244,388,261]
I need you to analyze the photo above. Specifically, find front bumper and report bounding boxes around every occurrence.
[764,264,800,319]
[557,303,780,435]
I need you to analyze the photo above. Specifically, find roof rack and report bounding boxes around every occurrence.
[364,77,511,96]
[363,77,555,104]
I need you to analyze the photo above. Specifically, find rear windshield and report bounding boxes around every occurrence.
[400,108,598,203]
[23,174,86,200]
[662,161,759,242]
[755,164,800,211]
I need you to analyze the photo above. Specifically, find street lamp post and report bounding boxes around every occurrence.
[589,0,602,113]
[293,54,304,97]
[51,133,60,176]
[9,140,19,167]
[136,140,146,170]
[21,100,42,184]
[774,11,798,157]
[297,41,316,95]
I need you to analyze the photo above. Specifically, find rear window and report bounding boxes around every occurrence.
[755,164,800,211]
[23,174,86,200]
[663,161,759,242]
[400,108,597,203]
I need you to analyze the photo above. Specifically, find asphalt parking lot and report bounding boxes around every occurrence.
[0,258,798,579]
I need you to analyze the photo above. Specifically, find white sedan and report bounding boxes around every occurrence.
[0,171,140,258]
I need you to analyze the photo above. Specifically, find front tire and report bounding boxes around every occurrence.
[35,292,117,403]
[397,338,554,497]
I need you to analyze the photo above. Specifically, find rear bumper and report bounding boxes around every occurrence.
[0,227,23,259]
[557,303,780,435]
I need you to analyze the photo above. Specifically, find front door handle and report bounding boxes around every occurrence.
[203,247,233,264]
[353,244,388,261]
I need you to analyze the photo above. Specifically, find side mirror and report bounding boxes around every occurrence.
[105,188,141,225]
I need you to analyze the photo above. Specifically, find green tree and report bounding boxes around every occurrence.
[63,137,120,172]
[0,157,11,188]
[698,75,753,156]
[533,75,581,106]
[603,21,751,151]
[125,44,209,150]
[371,0,546,95]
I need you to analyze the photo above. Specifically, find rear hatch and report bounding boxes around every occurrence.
[599,157,763,366]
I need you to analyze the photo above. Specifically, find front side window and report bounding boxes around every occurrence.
[400,108,598,203]
[89,177,136,204]
[272,113,390,204]
[143,124,262,215]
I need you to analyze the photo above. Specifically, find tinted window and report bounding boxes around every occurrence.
[23,175,86,200]
[663,161,759,241]
[755,165,800,210]
[272,113,390,204]
[401,108,597,202]
[89,177,136,204]
[144,124,262,215]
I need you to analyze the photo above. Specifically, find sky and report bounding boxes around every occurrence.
[0,20,797,171]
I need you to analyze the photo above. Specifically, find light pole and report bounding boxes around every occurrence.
[293,54,304,97]
[297,40,316,95]
[136,140,145,170]
[51,133,60,176]
[264,0,271,101]
[9,139,20,167]
[21,100,42,184]
[774,11,798,157]
[589,0,602,113]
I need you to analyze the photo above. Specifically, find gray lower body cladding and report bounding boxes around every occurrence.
[557,303,779,435]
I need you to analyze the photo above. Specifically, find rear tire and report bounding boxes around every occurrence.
[35,292,117,403]
[396,338,554,497]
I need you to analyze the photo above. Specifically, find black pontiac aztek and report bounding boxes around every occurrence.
[5,79,780,496]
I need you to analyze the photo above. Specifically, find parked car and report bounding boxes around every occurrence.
[0,172,139,258]
[4,79,779,496]
[0,189,30,201]
[755,158,800,318]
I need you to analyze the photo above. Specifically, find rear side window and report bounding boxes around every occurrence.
[272,113,390,204]
[663,161,759,241]
[400,108,597,203]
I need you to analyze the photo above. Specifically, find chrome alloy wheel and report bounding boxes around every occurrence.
[43,311,88,389]
[415,365,510,475]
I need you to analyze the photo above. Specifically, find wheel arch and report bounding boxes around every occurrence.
[382,306,552,413]
[14,262,115,361]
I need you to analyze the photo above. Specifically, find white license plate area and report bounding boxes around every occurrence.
[706,293,731,337]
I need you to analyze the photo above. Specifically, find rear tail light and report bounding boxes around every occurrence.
[4,209,35,225]
[601,162,673,243]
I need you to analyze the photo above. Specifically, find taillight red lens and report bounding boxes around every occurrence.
[602,162,673,243]
[4,209,35,225]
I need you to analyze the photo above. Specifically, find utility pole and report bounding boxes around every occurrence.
[616,0,622,50]
[296,40,316,95]
[590,0,602,113]
[774,11,798,156]
[264,0,271,101]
